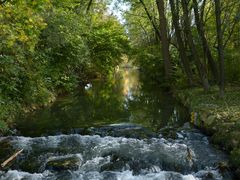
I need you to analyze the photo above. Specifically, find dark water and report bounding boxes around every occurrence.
[14,68,188,137]
[0,68,233,179]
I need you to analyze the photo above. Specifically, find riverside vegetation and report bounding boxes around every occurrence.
[1,0,240,178]
[176,87,240,174]
[0,0,129,132]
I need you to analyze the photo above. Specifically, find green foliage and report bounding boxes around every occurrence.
[172,63,189,88]
[0,0,53,123]
[87,17,129,75]
[0,1,48,53]
[225,48,240,84]
[0,1,48,101]
[0,120,7,131]
[230,149,240,167]
[38,8,89,92]
[130,45,164,82]
[0,0,129,128]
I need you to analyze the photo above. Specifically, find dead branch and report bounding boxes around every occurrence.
[1,149,23,168]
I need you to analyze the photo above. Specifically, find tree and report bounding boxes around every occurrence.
[138,0,161,40]
[181,0,210,91]
[192,0,219,83]
[214,0,225,96]
[156,0,172,80]
[169,0,193,86]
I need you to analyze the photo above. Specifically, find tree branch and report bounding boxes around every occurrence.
[0,0,8,6]
[139,0,161,40]
[86,0,93,13]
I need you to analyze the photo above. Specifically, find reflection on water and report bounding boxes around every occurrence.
[119,69,140,99]
[16,68,189,137]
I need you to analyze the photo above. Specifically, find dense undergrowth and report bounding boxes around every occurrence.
[0,0,129,133]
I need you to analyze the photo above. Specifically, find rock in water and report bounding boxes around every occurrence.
[45,154,82,171]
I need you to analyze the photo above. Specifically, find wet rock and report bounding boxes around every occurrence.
[100,152,130,172]
[100,161,126,172]
[159,127,177,139]
[216,161,230,174]
[100,151,159,175]
[182,122,191,129]
[89,123,156,139]
[194,170,223,179]
[45,155,82,171]
[0,131,232,178]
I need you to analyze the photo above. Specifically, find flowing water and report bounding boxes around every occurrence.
[0,68,233,179]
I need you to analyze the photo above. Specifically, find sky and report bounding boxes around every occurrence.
[107,0,130,24]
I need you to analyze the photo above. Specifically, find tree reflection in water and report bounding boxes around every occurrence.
[15,67,189,137]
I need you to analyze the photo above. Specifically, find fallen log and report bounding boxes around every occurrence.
[1,149,23,168]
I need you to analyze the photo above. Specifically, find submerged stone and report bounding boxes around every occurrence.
[45,155,82,171]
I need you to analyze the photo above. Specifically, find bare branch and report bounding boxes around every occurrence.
[86,0,93,13]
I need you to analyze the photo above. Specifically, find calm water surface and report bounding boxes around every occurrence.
[15,68,188,137]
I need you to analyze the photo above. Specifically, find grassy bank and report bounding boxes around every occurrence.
[175,86,240,174]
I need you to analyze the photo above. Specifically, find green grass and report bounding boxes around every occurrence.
[178,86,240,121]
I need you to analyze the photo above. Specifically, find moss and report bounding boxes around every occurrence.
[46,155,81,171]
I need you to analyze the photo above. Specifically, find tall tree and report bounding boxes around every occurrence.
[169,0,193,86]
[156,0,172,80]
[181,0,210,91]
[214,0,225,96]
[192,0,219,83]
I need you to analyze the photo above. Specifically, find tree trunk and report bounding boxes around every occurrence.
[181,0,210,91]
[214,0,225,96]
[169,0,193,86]
[156,0,172,80]
[192,0,219,83]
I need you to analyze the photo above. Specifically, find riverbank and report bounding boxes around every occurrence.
[175,86,240,175]
[0,94,56,136]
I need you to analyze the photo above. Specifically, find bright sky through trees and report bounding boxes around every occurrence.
[108,0,130,23]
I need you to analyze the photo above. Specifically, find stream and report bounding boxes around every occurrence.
[0,68,233,179]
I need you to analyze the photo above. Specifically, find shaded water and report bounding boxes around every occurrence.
[0,68,232,179]
[13,68,188,137]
